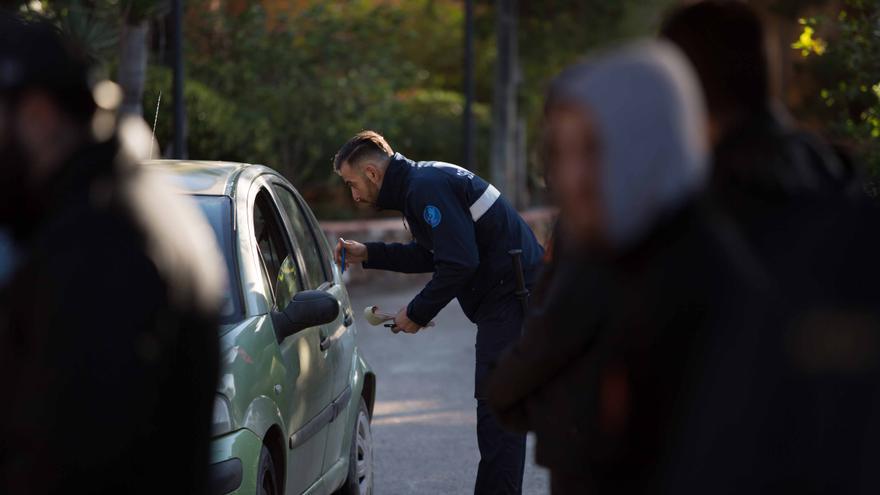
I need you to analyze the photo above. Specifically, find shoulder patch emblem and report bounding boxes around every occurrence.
[423,205,442,228]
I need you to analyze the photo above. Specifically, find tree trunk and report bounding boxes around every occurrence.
[463,0,476,170]
[490,0,522,208]
[118,20,149,117]
[171,0,187,158]
[515,116,528,207]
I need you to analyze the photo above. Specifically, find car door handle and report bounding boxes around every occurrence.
[320,335,332,351]
[343,310,353,327]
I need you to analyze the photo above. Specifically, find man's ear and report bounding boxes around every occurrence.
[363,162,380,185]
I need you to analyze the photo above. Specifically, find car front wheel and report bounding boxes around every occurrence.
[257,445,279,495]
[335,398,373,495]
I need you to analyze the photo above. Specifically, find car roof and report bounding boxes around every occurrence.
[142,160,250,196]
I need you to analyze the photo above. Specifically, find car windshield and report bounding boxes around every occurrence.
[193,195,244,325]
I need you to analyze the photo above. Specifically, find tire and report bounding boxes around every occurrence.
[334,398,373,495]
[257,445,280,495]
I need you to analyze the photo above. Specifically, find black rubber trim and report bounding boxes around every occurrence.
[330,385,353,423]
[208,457,243,495]
[288,385,353,449]
[289,404,335,450]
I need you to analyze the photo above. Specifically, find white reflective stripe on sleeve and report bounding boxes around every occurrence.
[469,184,500,222]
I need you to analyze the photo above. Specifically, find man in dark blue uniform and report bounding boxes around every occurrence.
[333,131,543,494]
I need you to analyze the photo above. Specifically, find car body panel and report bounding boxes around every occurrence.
[147,160,245,196]
[217,315,285,426]
[322,347,373,493]
[268,180,360,476]
[320,282,357,473]
[210,428,263,495]
[247,174,334,493]
[236,168,274,317]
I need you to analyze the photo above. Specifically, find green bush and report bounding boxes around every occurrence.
[384,89,491,178]
[304,88,491,220]
[178,0,496,207]
[142,65,273,163]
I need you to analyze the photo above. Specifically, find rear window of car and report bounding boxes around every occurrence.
[193,195,244,324]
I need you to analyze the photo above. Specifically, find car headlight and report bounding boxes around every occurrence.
[212,395,233,437]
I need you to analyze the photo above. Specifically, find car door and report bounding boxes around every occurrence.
[271,182,356,473]
[251,184,331,494]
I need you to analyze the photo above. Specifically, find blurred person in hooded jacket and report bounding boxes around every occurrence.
[486,40,770,493]
[655,6,880,492]
[0,14,224,494]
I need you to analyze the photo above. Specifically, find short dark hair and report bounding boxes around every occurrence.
[333,130,394,172]
[0,12,96,124]
[660,1,768,117]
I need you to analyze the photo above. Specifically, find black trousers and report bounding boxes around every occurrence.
[474,294,527,495]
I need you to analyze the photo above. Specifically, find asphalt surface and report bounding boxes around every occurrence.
[349,281,550,494]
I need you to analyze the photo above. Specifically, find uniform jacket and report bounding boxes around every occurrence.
[363,153,543,325]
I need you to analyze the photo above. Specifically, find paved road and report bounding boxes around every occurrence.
[348,282,550,494]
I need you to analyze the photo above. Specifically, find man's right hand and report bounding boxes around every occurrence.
[335,238,368,271]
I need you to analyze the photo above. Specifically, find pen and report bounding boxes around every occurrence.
[340,237,345,274]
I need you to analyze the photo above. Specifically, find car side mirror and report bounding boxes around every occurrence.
[271,290,339,343]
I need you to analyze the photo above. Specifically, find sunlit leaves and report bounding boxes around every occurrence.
[797,1,880,175]
[792,18,827,57]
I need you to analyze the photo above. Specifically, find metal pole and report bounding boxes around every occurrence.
[463,0,476,170]
[172,0,187,159]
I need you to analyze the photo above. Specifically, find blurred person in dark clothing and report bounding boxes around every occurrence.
[649,5,880,492]
[486,40,769,493]
[660,1,859,224]
[0,15,224,494]
[660,195,880,494]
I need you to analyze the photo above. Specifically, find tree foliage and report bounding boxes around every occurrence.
[175,0,493,214]
[792,1,880,177]
[513,0,677,188]
[17,0,697,216]
[143,64,274,162]
[15,0,167,63]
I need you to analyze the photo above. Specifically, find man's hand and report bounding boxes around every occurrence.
[334,238,368,271]
[391,307,422,334]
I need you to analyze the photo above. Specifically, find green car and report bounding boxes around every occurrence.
[147,160,376,495]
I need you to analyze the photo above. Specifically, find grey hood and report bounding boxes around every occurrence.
[549,40,709,249]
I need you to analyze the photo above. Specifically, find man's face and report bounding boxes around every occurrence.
[338,161,381,207]
[0,90,83,230]
[544,102,606,247]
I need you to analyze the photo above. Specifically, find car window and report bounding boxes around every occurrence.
[191,195,244,324]
[253,189,301,307]
[297,191,336,279]
[273,185,330,289]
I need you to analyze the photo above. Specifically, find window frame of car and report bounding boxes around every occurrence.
[291,185,337,285]
[267,177,333,290]
[191,194,246,325]
[248,178,307,311]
